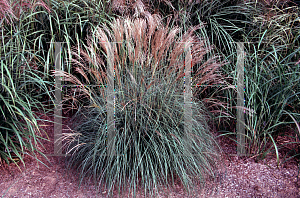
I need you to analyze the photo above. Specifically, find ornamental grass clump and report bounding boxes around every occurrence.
[0,0,50,25]
[0,24,53,167]
[241,42,300,162]
[60,14,224,197]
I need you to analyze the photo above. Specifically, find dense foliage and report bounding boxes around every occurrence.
[59,16,224,197]
[0,0,299,197]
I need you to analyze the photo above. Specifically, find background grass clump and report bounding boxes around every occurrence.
[159,0,300,161]
[60,14,224,197]
[0,0,54,167]
[0,0,118,166]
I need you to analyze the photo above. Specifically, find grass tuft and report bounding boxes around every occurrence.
[60,14,223,197]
